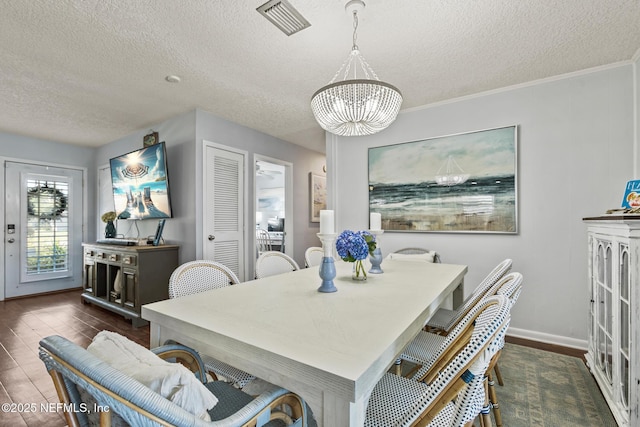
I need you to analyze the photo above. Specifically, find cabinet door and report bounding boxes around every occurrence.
[122,269,137,309]
[595,240,613,385]
[83,261,95,294]
[619,245,630,409]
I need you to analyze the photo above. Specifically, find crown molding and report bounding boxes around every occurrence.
[402,60,634,114]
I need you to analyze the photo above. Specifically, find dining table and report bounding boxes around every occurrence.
[142,259,467,427]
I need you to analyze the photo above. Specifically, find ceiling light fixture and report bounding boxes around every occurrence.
[311,0,402,137]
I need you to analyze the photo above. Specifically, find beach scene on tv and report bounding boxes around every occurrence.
[110,143,172,220]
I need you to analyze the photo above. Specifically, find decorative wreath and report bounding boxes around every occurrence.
[27,185,68,220]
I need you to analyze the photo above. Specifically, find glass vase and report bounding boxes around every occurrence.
[352,259,367,281]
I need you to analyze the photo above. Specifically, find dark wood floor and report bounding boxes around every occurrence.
[0,289,149,427]
[0,289,586,427]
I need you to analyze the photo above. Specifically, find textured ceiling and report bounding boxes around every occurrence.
[1,1,639,154]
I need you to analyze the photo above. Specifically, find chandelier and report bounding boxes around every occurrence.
[311,0,403,137]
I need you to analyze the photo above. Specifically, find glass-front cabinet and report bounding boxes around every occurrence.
[585,217,639,427]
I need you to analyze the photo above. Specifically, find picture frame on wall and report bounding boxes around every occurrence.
[143,131,159,147]
[309,173,327,223]
[368,125,518,233]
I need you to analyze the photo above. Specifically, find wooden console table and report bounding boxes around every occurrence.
[82,243,179,327]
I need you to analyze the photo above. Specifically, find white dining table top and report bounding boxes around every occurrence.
[142,259,466,426]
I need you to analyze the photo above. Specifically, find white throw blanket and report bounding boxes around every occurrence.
[88,331,218,421]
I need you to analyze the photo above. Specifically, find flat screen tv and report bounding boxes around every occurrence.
[110,142,173,220]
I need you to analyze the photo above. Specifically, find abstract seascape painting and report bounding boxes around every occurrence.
[368,126,517,233]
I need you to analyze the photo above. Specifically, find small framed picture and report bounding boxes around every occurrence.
[143,131,159,147]
[309,173,327,223]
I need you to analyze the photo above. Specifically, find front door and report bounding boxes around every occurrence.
[203,144,245,281]
[5,162,83,298]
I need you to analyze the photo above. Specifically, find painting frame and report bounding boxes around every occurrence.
[368,125,518,234]
[143,131,159,147]
[309,173,327,223]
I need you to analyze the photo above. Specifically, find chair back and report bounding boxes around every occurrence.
[488,271,523,362]
[445,298,511,427]
[411,284,516,383]
[392,247,441,263]
[493,271,524,308]
[443,258,512,332]
[304,246,324,267]
[256,229,272,254]
[255,251,300,279]
[169,260,240,299]
[417,295,510,425]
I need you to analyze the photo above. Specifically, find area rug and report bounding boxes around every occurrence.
[494,343,617,427]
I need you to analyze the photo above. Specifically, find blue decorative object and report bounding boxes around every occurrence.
[318,256,337,293]
[369,247,383,274]
[368,229,384,274]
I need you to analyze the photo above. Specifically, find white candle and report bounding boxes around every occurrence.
[320,210,334,234]
[370,212,382,230]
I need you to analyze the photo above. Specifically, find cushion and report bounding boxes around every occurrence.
[87,331,217,421]
[386,252,436,263]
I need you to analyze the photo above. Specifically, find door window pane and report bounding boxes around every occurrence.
[25,179,69,276]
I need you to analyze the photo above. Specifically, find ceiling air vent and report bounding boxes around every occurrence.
[257,0,311,36]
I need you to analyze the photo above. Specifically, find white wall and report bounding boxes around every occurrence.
[95,110,198,261]
[328,63,635,348]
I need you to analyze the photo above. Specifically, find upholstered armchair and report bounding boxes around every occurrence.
[39,332,310,426]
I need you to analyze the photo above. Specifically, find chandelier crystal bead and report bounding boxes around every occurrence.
[311,1,402,136]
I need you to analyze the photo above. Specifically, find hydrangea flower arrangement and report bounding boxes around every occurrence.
[336,230,377,279]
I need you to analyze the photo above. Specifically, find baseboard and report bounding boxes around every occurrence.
[507,327,588,351]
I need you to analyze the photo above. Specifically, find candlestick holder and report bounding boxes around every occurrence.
[317,233,337,293]
[368,229,384,274]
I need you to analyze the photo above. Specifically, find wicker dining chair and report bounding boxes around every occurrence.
[256,228,272,256]
[364,294,511,427]
[304,246,324,268]
[168,260,256,389]
[168,260,240,298]
[399,272,523,383]
[255,251,300,279]
[39,334,309,427]
[395,273,522,427]
[390,247,441,263]
[425,258,512,334]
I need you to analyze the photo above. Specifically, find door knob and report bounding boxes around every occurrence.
[7,238,15,243]
[208,235,215,241]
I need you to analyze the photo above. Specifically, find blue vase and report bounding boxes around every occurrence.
[318,257,337,293]
[369,248,384,274]
[105,221,116,238]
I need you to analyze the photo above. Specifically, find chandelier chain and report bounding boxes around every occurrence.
[342,58,353,81]
[352,10,359,51]
[358,54,376,80]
